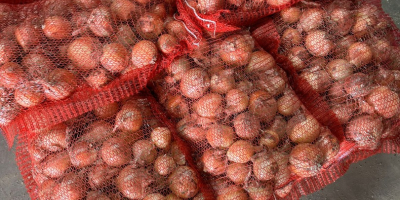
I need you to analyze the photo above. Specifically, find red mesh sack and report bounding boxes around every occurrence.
[0,0,192,147]
[15,91,215,200]
[173,0,303,36]
[148,28,356,199]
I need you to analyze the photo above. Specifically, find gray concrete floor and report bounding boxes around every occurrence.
[1,0,400,200]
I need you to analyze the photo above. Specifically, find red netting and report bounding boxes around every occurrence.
[15,91,215,200]
[0,0,193,147]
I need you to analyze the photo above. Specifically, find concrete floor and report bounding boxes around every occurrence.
[1,0,400,200]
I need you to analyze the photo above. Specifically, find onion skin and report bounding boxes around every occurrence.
[53,173,86,200]
[0,39,17,65]
[166,20,188,40]
[249,90,277,122]
[116,166,155,199]
[289,143,324,177]
[366,86,400,118]
[85,67,111,89]
[329,81,347,103]
[245,51,276,74]
[305,30,334,57]
[299,8,325,32]
[101,137,131,167]
[281,7,301,24]
[42,68,77,101]
[316,128,340,162]
[0,62,26,89]
[328,8,353,36]
[67,37,101,70]
[165,94,189,118]
[252,152,278,181]
[300,66,332,93]
[201,149,227,176]
[132,140,157,165]
[43,16,72,39]
[210,69,235,94]
[219,34,253,67]
[22,53,55,80]
[180,68,210,99]
[15,23,41,51]
[288,46,310,71]
[259,129,280,149]
[227,140,255,163]
[137,12,163,40]
[233,112,261,139]
[226,163,250,184]
[171,142,186,165]
[347,42,373,68]
[206,124,234,149]
[69,140,98,168]
[131,40,158,69]
[168,57,190,83]
[225,89,249,115]
[269,116,287,139]
[168,166,199,198]
[154,155,176,176]
[88,6,114,37]
[281,28,302,48]
[113,25,138,47]
[334,35,356,57]
[331,103,355,124]
[101,43,129,73]
[325,59,353,81]
[178,124,206,143]
[41,151,71,178]
[15,82,45,108]
[193,93,223,118]
[88,162,119,189]
[287,113,321,143]
[114,103,143,132]
[346,115,383,150]
[157,34,179,54]
[344,73,372,98]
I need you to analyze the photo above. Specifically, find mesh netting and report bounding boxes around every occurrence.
[0,0,192,147]
[16,91,215,200]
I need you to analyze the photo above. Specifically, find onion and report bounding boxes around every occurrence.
[74,0,100,9]
[69,140,98,168]
[334,35,356,57]
[216,185,248,200]
[201,149,226,175]
[165,94,189,118]
[347,42,373,68]
[85,67,111,89]
[171,142,186,165]
[366,86,400,118]
[227,0,245,7]
[15,23,41,51]
[53,173,86,200]
[325,59,353,81]
[101,137,131,166]
[206,124,234,149]
[81,120,113,144]
[244,181,273,200]
[67,37,101,70]
[346,114,383,150]
[299,8,325,32]
[132,140,157,165]
[35,124,67,152]
[327,8,353,36]
[88,6,114,37]
[277,90,301,116]
[352,4,378,38]
[28,143,48,164]
[137,12,163,40]
[88,162,119,189]
[280,7,301,24]
[111,0,140,21]
[15,82,45,108]
[0,99,20,126]
[287,113,321,143]
[316,128,340,162]
[227,140,255,163]
[168,166,199,198]
[165,193,182,200]
[225,89,249,115]
[41,151,71,178]
[197,0,225,14]
[151,127,172,149]
[157,34,178,55]
[236,80,253,95]
[281,28,302,48]
[287,46,310,71]
[22,53,55,80]
[144,193,166,200]
[167,57,190,83]
[130,40,158,69]
[305,30,334,57]
[331,103,355,124]
[93,102,119,119]
[328,81,347,103]
[154,155,176,176]
[192,93,223,118]
[113,25,138,47]
[369,39,391,63]
[252,152,278,181]
[87,191,111,200]
[166,20,188,40]
[343,73,372,98]
[116,166,155,199]
[226,163,250,184]
[210,69,235,94]
[219,34,253,67]
[267,0,290,7]
[0,39,17,65]
[114,103,143,132]
[41,68,77,101]
[245,51,276,74]
[300,66,332,93]
[178,124,206,142]
[289,143,323,177]
[269,116,287,139]
[259,129,280,149]
[43,16,72,40]
[180,68,210,99]
[249,90,277,122]
[233,112,261,139]
[38,179,56,200]
[0,62,26,89]
[100,43,129,73]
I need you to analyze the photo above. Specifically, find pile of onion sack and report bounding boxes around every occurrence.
[0,0,193,145]
[16,92,214,200]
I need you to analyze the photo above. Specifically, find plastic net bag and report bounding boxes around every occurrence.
[0,0,193,147]
[149,29,353,199]
[15,91,215,200]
